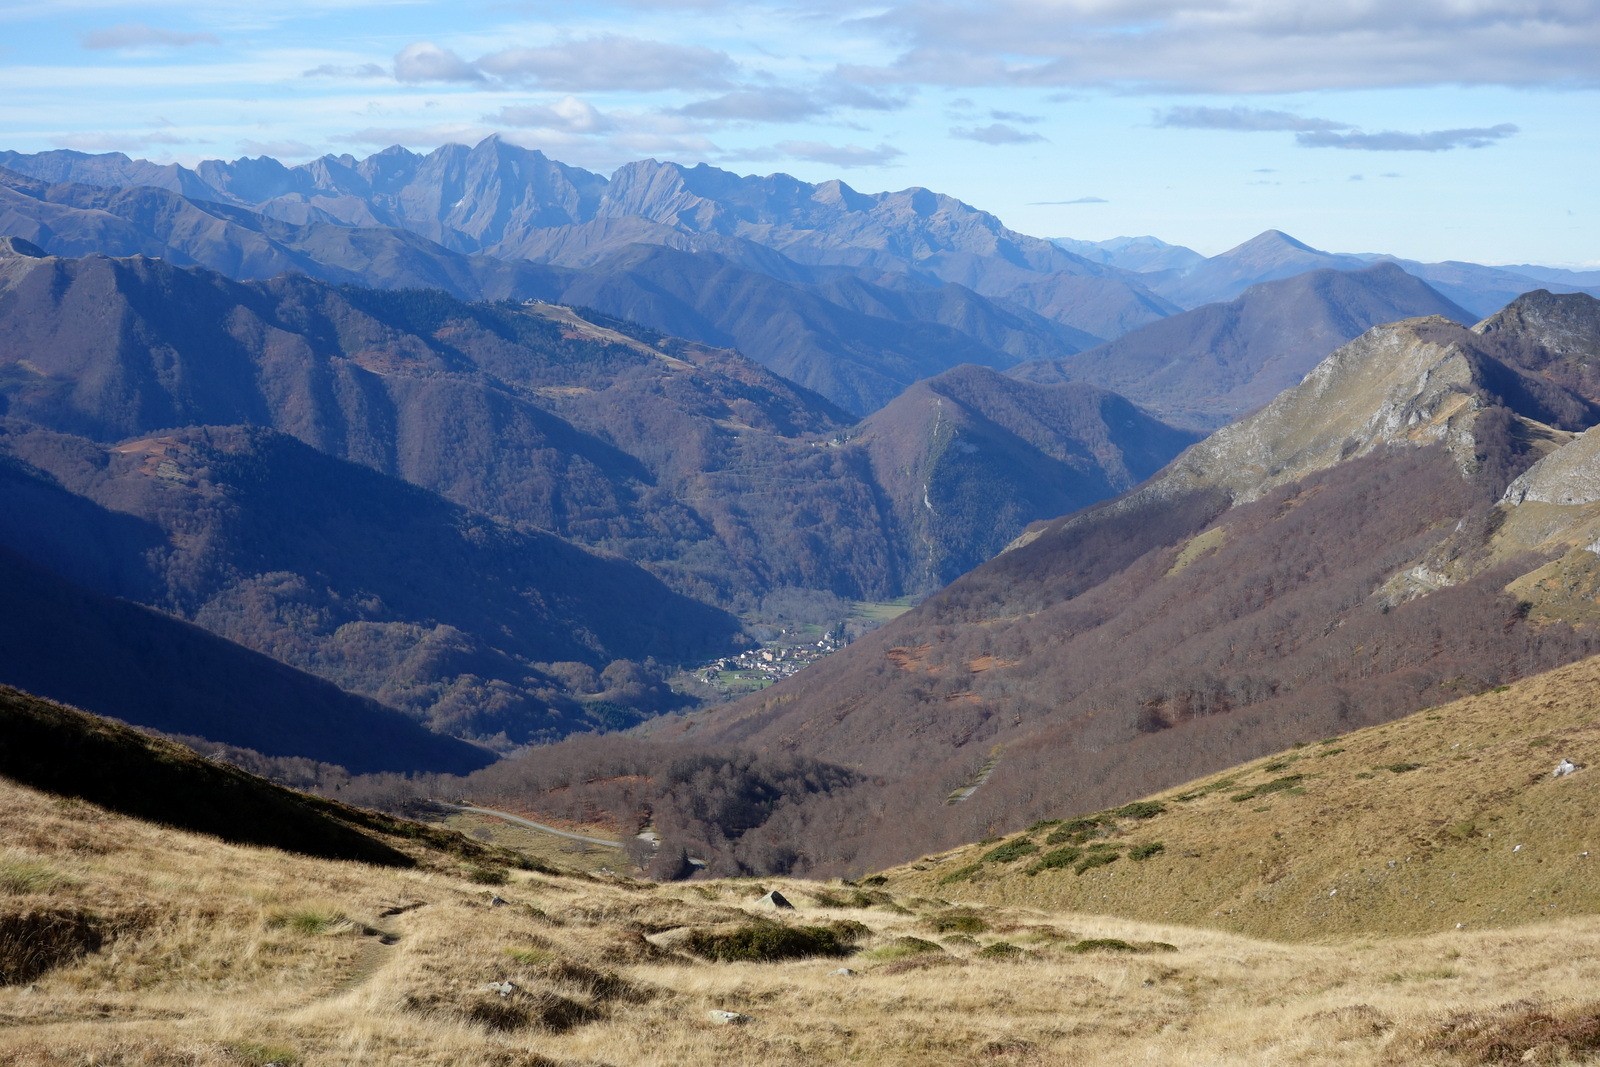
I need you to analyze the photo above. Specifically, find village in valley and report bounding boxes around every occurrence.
[673,596,915,701]
[697,627,848,693]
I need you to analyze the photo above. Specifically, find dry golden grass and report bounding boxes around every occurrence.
[429,811,629,877]
[4,768,1600,1067]
[8,658,1600,1064]
[888,653,1600,942]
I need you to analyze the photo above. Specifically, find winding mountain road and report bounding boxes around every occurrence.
[434,801,623,848]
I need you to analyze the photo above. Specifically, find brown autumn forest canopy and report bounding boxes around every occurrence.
[0,244,1199,750]
[460,443,1598,876]
[450,296,1600,877]
[0,249,1185,607]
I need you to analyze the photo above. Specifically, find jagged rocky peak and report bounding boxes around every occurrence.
[1474,290,1600,362]
[1163,316,1486,502]
[1156,308,1600,506]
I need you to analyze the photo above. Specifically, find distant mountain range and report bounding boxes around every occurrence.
[1016,262,1475,429]
[1064,229,1600,319]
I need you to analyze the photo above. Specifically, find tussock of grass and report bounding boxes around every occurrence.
[862,935,944,963]
[265,908,350,936]
[0,906,103,984]
[976,941,1025,960]
[0,856,62,895]
[678,921,856,963]
[229,1042,299,1066]
[924,909,986,934]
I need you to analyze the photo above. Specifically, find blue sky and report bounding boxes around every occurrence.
[3,0,1596,266]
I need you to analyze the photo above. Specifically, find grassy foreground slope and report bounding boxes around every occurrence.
[887,653,1600,941]
[5,685,1600,1066]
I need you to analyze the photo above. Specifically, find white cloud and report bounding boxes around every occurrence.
[488,97,613,134]
[848,0,1600,92]
[393,42,484,84]
[733,139,904,168]
[302,62,387,79]
[672,82,906,123]
[80,22,218,49]
[1155,106,1350,133]
[1298,123,1520,151]
[950,122,1044,144]
[476,36,736,92]
[1155,105,1520,152]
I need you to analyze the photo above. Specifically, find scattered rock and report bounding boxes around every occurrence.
[829,967,855,976]
[1554,758,1578,778]
[485,980,517,997]
[757,890,794,910]
[707,1009,751,1025]
[489,895,508,907]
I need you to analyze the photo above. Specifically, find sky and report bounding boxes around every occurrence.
[2,0,1596,267]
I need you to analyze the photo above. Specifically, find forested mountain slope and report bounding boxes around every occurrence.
[0,243,1189,605]
[0,422,739,744]
[610,294,1600,875]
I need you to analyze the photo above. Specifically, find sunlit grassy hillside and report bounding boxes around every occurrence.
[5,685,1600,1065]
[887,654,1600,941]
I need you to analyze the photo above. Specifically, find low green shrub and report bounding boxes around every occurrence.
[1111,801,1166,820]
[937,863,982,886]
[1066,938,1176,954]
[466,864,510,886]
[1129,842,1165,861]
[1026,847,1083,875]
[1074,851,1120,875]
[981,839,1040,864]
[679,921,855,963]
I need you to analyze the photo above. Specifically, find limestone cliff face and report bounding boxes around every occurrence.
[1164,317,1484,503]
[1502,427,1600,508]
